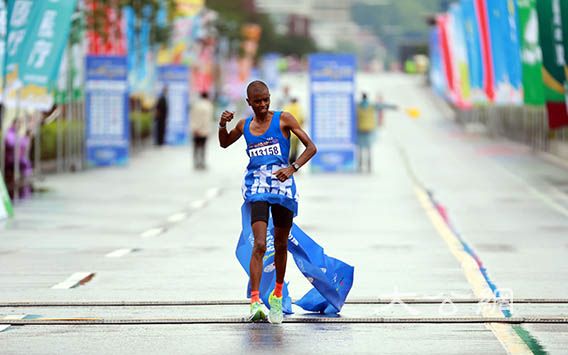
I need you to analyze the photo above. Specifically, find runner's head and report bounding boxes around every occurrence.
[246,81,270,117]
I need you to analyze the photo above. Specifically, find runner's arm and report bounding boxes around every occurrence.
[218,111,244,148]
[285,112,317,168]
[273,112,317,182]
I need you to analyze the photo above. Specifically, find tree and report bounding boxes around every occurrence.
[206,0,317,57]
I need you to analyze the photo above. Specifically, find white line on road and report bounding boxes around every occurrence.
[494,163,568,218]
[205,187,221,200]
[0,315,26,332]
[105,248,136,258]
[167,212,187,223]
[140,227,165,239]
[51,272,95,289]
[189,200,206,210]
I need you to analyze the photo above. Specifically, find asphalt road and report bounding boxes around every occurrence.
[1,73,567,354]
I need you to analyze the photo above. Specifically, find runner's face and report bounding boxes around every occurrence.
[247,89,270,116]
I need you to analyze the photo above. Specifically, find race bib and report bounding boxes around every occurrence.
[248,143,281,157]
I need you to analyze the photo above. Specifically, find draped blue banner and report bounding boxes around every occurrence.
[236,203,354,314]
[461,0,485,103]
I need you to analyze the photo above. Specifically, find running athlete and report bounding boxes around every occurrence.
[218,81,317,323]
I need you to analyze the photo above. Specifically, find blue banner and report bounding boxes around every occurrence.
[505,0,522,104]
[236,203,354,314]
[125,6,152,94]
[461,0,485,103]
[85,56,129,166]
[157,65,190,145]
[309,54,356,172]
[429,28,447,97]
[486,0,522,104]
[486,0,508,103]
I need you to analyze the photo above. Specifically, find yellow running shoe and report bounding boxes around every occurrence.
[248,301,266,322]
[268,291,283,324]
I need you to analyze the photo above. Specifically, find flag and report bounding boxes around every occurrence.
[235,203,354,314]
[0,173,13,219]
[537,0,568,129]
[475,0,496,102]
[518,0,545,106]
[4,0,78,110]
[429,27,447,97]
[461,0,487,103]
[448,3,472,108]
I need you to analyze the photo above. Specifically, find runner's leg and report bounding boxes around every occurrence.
[272,204,293,283]
[250,202,269,292]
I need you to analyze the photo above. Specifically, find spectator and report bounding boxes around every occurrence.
[189,92,214,170]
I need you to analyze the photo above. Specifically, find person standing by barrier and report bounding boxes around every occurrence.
[356,93,377,173]
[283,97,305,163]
[154,87,168,146]
[189,92,213,170]
[218,80,317,323]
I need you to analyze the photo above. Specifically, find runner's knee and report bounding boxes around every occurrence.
[253,240,267,255]
[274,239,287,253]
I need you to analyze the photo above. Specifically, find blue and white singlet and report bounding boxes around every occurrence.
[241,111,298,216]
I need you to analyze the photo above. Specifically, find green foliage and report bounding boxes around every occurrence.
[130,110,153,139]
[352,0,440,57]
[38,120,84,161]
[38,111,153,161]
[206,0,317,57]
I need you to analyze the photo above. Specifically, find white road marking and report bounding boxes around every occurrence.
[205,187,221,200]
[0,315,26,332]
[105,248,136,258]
[167,212,187,223]
[189,200,206,210]
[140,227,165,239]
[494,163,568,218]
[51,272,95,289]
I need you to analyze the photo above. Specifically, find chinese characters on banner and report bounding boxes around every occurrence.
[158,65,190,145]
[4,0,77,110]
[85,56,129,166]
[309,54,356,172]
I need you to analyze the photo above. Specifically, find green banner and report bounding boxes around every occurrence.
[4,0,77,110]
[518,0,545,106]
[536,0,568,128]
[18,0,77,88]
[0,173,13,219]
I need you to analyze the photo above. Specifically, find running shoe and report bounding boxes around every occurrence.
[248,302,266,322]
[268,291,283,324]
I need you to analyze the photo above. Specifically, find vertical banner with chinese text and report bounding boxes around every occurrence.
[85,56,129,166]
[309,54,356,172]
[4,0,77,110]
[158,65,190,145]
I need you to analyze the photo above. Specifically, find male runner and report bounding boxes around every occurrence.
[218,80,317,323]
